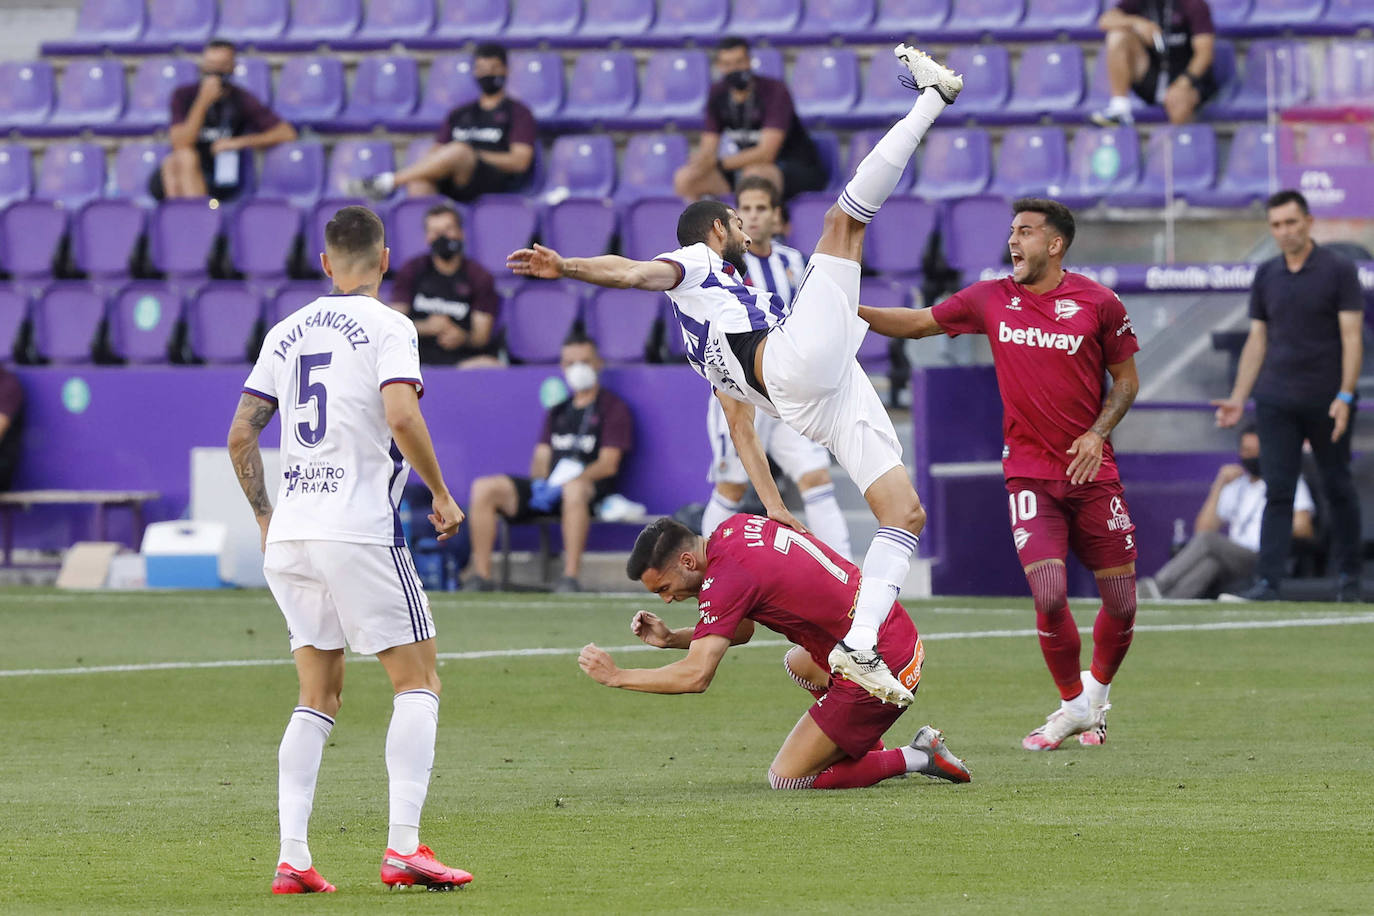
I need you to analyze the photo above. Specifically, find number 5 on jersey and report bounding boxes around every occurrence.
[295,352,332,448]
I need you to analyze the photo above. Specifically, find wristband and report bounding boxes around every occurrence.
[1337,391,1355,405]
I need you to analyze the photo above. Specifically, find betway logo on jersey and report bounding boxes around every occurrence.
[997,322,1084,355]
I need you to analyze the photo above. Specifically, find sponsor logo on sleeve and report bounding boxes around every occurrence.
[1116,316,1135,337]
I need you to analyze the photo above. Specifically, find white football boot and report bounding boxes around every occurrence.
[893,44,964,105]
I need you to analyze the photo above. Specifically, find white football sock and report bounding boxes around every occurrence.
[700,490,741,538]
[899,744,931,773]
[386,689,439,856]
[1107,95,1132,116]
[1082,670,1111,707]
[845,527,919,650]
[278,707,334,869]
[801,483,852,560]
[1062,689,1092,717]
[838,89,946,224]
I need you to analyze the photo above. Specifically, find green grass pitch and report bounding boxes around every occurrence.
[1,589,1372,913]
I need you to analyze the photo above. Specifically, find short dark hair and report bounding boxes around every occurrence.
[205,39,236,53]
[627,517,697,581]
[676,200,733,247]
[561,329,599,351]
[1266,189,1309,215]
[474,42,507,66]
[735,175,781,209]
[424,203,462,227]
[715,36,749,55]
[324,205,385,265]
[1012,197,1076,252]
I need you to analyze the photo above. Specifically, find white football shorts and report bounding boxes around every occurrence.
[263,540,435,655]
[706,394,832,485]
[762,252,904,493]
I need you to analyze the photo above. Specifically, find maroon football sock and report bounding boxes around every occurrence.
[812,748,907,789]
[1089,573,1137,684]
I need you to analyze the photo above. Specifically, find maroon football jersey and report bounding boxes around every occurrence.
[931,272,1139,481]
[692,514,917,674]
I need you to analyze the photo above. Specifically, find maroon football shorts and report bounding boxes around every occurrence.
[1004,476,1138,571]
[808,636,924,759]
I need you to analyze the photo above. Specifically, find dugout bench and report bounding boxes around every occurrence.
[0,490,159,566]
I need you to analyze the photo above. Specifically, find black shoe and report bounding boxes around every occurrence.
[1238,579,1280,602]
[466,575,496,592]
[1336,575,1361,603]
[552,575,581,594]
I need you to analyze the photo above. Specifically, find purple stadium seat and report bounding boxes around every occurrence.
[0,288,25,362]
[188,283,261,364]
[503,285,581,363]
[730,0,803,36]
[543,198,617,259]
[33,284,105,364]
[992,127,1068,198]
[306,197,367,265]
[946,0,1026,38]
[121,58,198,132]
[505,0,582,41]
[231,57,273,106]
[108,282,181,363]
[1247,0,1326,29]
[797,0,877,41]
[649,0,729,41]
[269,280,330,325]
[1323,0,1372,29]
[269,0,362,47]
[1014,0,1102,37]
[0,146,31,209]
[1059,126,1141,206]
[468,195,538,272]
[545,135,617,199]
[751,48,785,81]
[0,201,67,281]
[36,143,105,210]
[359,0,436,43]
[617,133,688,203]
[0,61,55,130]
[508,51,565,122]
[810,130,844,190]
[44,0,144,54]
[915,129,993,200]
[1006,43,1085,118]
[258,142,326,209]
[149,198,223,278]
[867,196,936,275]
[944,46,1011,117]
[217,0,287,44]
[326,140,395,199]
[72,200,145,281]
[40,60,125,134]
[130,0,216,51]
[584,287,661,362]
[621,196,683,262]
[791,49,861,119]
[419,0,507,45]
[562,51,637,123]
[1300,125,1372,165]
[632,50,708,124]
[849,131,914,194]
[1219,41,1311,118]
[1319,42,1374,103]
[941,195,1010,274]
[578,0,655,40]
[1208,0,1252,28]
[409,54,476,126]
[785,192,829,254]
[854,51,917,122]
[340,56,419,131]
[110,142,165,206]
[866,0,952,36]
[385,195,464,264]
[1111,124,1218,207]
[229,198,302,280]
[273,57,345,126]
[856,278,907,371]
[1186,124,1276,207]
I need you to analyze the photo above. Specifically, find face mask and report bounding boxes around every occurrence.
[475,74,505,95]
[564,361,597,393]
[430,236,463,260]
[724,69,752,90]
[1240,456,1262,477]
[203,70,232,85]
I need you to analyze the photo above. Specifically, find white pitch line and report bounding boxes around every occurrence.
[2,612,1372,679]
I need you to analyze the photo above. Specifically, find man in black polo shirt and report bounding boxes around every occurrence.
[353,43,536,203]
[153,39,296,200]
[673,35,829,202]
[1092,0,1217,126]
[464,334,635,593]
[1214,190,1365,601]
[389,204,501,367]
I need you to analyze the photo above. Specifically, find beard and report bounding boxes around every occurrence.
[723,238,749,275]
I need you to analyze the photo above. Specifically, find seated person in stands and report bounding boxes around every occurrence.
[352,43,536,202]
[464,334,634,594]
[153,39,296,200]
[389,204,501,368]
[674,36,829,202]
[0,365,22,492]
[1092,0,1217,126]
[1141,425,1314,599]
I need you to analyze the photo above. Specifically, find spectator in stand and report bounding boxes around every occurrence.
[389,204,501,368]
[674,36,829,202]
[464,334,635,593]
[153,39,296,200]
[1092,0,1217,126]
[352,43,536,203]
[1140,425,1314,600]
[0,366,22,492]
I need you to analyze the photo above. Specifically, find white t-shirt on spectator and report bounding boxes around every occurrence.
[1216,474,1315,553]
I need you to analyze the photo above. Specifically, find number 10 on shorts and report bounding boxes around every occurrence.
[1008,490,1037,524]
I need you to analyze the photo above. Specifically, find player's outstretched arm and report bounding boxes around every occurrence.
[228,393,277,549]
[382,383,464,541]
[631,610,693,649]
[579,634,732,694]
[507,243,680,291]
[715,390,808,534]
[1066,356,1140,485]
[858,305,946,340]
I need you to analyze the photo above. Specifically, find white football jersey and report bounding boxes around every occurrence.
[743,241,807,308]
[656,242,786,416]
[243,294,424,547]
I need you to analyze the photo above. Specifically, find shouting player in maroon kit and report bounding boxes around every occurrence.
[577,516,972,789]
[859,198,1141,751]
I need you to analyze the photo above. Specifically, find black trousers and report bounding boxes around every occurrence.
[1255,399,1362,582]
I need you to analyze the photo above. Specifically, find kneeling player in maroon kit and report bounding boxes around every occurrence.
[577,516,971,789]
[859,198,1141,751]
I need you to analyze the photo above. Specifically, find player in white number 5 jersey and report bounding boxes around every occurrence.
[510,44,963,708]
[229,206,473,894]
